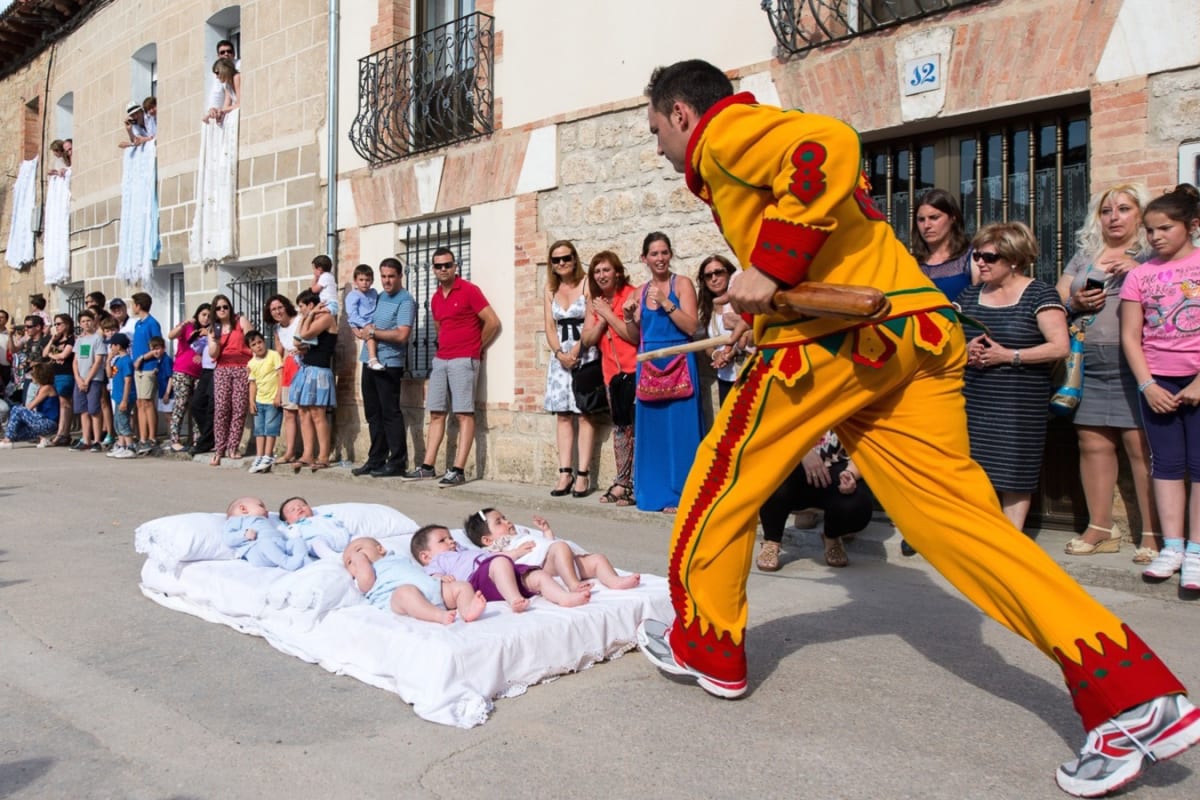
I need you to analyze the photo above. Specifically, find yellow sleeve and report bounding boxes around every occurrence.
[708,112,864,287]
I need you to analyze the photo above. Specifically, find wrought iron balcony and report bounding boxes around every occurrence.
[762,0,984,57]
[350,11,494,165]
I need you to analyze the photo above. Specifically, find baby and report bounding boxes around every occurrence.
[465,508,641,592]
[411,524,591,613]
[343,536,486,624]
[346,264,384,371]
[278,496,352,559]
[223,496,308,570]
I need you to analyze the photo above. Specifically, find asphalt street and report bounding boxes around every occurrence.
[1,448,1198,799]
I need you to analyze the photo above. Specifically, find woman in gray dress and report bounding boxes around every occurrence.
[1055,184,1160,561]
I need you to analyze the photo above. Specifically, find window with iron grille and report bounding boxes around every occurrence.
[402,214,471,378]
[226,266,277,347]
[65,285,85,335]
[863,108,1089,285]
[762,0,984,56]
[169,271,186,332]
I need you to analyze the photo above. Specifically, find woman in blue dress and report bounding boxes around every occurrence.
[624,232,704,513]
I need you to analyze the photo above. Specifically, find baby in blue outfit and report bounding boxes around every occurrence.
[279,496,352,559]
[343,536,486,624]
[223,496,308,570]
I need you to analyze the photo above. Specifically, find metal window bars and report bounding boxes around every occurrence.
[402,214,471,378]
[349,12,495,166]
[761,0,983,56]
[226,266,277,348]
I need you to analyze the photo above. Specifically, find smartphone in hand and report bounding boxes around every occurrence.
[1085,277,1106,292]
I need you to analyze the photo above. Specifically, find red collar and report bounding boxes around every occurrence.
[684,92,757,196]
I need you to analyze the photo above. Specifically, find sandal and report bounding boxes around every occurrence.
[1064,524,1121,556]
[550,467,574,497]
[823,536,849,568]
[209,453,222,467]
[572,470,593,498]
[599,483,630,504]
[1132,546,1159,565]
[757,541,781,572]
[293,461,311,474]
[276,456,297,465]
[310,462,330,472]
[169,443,187,453]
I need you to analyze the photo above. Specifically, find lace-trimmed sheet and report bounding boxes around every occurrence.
[139,535,670,728]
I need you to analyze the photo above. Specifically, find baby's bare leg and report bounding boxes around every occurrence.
[390,584,455,624]
[487,557,530,612]
[441,580,487,622]
[576,553,641,590]
[541,541,583,590]
[523,569,590,607]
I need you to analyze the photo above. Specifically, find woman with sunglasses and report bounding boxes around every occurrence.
[1055,184,1159,561]
[542,240,599,497]
[912,188,976,301]
[43,313,76,445]
[207,293,253,466]
[956,222,1069,530]
[695,254,751,407]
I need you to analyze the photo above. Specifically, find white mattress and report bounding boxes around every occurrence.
[139,550,671,728]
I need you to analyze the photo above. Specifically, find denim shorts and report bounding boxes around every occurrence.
[113,407,133,437]
[254,404,283,437]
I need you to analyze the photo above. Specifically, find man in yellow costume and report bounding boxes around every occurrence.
[635,59,1200,797]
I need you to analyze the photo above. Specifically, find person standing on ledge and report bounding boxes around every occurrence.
[633,58,1199,798]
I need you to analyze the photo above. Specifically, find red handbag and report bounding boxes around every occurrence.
[636,354,693,402]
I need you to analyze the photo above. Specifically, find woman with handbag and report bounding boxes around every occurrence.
[582,251,639,506]
[543,240,599,497]
[622,232,704,513]
[1055,184,1160,560]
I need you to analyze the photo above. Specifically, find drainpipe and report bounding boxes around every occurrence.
[326,0,339,261]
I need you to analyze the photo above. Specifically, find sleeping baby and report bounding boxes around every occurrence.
[278,496,352,559]
[223,496,308,570]
[343,536,486,624]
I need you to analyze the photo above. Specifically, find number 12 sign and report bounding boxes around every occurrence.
[903,55,941,96]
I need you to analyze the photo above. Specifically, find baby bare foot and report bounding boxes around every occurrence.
[604,573,641,590]
[508,597,531,613]
[460,591,487,622]
[439,609,458,624]
[558,587,591,607]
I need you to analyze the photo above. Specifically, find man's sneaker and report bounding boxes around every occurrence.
[101,434,115,448]
[248,456,265,473]
[88,443,103,453]
[401,466,437,481]
[113,447,136,459]
[1143,548,1184,580]
[1181,553,1200,591]
[636,619,748,699]
[1056,694,1200,797]
[437,469,465,487]
[105,446,121,458]
[70,439,90,451]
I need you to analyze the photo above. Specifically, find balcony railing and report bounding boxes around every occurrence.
[350,12,495,165]
[761,0,983,57]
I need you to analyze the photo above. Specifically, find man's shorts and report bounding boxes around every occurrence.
[426,357,479,414]
[253,404,283,437]
[113,407,134,437]
[134,369,158,401]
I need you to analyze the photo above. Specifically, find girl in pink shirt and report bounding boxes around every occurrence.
[1119,183,1200,589]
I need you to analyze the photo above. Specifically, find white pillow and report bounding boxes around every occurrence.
[134,511,282,569]
[313,503,420,539]
[265,559,362,612]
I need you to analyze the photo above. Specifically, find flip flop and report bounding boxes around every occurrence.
[310,462,330,473]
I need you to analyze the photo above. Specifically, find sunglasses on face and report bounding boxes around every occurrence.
[971,251,1003,264]
[550,254,574,265]
[215,304,231,310]
[432,262,455,270]
[703,269,728,280]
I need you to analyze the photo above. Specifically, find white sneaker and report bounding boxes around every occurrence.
[261,456,275,473]
[113,447,136,459]
[0,440,12,449]
[248,456,264,473]
[1181,553,1200,591]
[1143,548,1184,580]
[105,446,120,458]
[37,437,51,448]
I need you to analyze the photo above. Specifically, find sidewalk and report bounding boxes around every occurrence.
[166,449,1190,602]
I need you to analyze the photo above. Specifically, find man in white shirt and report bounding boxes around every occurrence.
[205,40,241,122]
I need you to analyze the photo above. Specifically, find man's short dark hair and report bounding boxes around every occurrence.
[131,291,152,311]
[645,59,735,117]
[216,39,235,54]
[25,315,43,328]
[353,264,375,280]
[86,290,106,308]
[378,257,403,275]
[431,247,455,262]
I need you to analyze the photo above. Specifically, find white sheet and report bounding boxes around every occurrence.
[188,111,239,266]
[5,156,38,269]
[43,167,71,284]
[116,140,160,284]
[139,544,671,728]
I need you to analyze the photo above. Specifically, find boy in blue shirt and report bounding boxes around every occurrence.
[346,264,383,371]
[105,333,136,459]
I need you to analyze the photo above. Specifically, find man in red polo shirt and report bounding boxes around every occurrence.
[403,247,501,486]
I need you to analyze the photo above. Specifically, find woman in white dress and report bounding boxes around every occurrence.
[543,240,599,497]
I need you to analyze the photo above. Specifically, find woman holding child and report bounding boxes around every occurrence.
[290,289,337,472]
[208,294,253,466]
[166,304,209,452]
